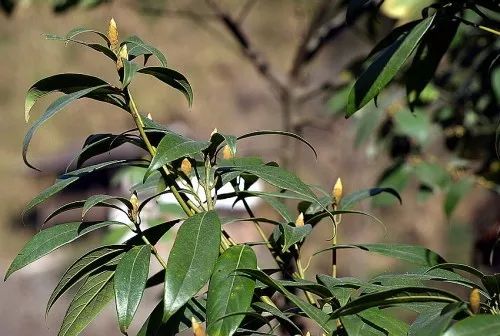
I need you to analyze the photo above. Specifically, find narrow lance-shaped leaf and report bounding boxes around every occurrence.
[114,245,151,333]
[138,67,193,107]
[123,35,168,67]
[58,264,117,336]
[5,221,124,279]
[279,223,312,253]
[23,84,110,169]
[24,176,79,214]
[340,187,402,209]
[442,315,500,336]
[347,14,435,116]
[163,211,221,321]
[206,245,257,336]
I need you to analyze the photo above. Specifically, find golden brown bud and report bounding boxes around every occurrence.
[332,177,343,204]
[108,18,119,53]
[181,158,192,176]
[191,317,206,336]
[129,192,139,222]
[116,44,128,69]
[222,144,234,159]
[469,288,481,314]
[295,212,304,227]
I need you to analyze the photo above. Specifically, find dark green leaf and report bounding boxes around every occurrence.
[45,33,117,63]
[426,263,485,280]
[341,307,409,336]
[279,223,312,252]
[5,221,124,279]
[146,133,210,177]
[25,177,79,213]
[82,194,132,219]
[252,302,301,334]
[126,219,181,246]
[58,265,116,336]
[409,303,465,336]
[442,315,500,336]
[123,36,167,67]
[122,59,141,88]
[138,67,193,106]
[340,187,402,209]
[163,211,221,321]
[206,245,257,336]
[114,245,151,333]
[347,15,435,116]
[46,245,126,315]
[23,84,110,169]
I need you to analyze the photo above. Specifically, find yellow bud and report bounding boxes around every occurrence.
[191,317,206,336]
[332,177,343,204]
[305,332,311,336]
[210,128,218,137]
[147,113,153,120]
[116,44,128,69]
[222,144,234,159]
[129,192,139,222]
[181,158,192,175]
[469,288,481,314]
[295,212,304,227]
[108,18,119,53]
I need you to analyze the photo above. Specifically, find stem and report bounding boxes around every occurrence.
[296,251,316,305]
[126,88,195,217]
[332,205,341,278]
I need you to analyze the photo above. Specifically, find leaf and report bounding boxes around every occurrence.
[58,265,116,336]
[123,36,168,67]
[409,303,466,336]
[206,245,257,336]
[442,315,500,336]
[114,245,151,333]
[347,15,435,116]
[146,133,210,177]
[5,221,123,279]
[46,245,126,315]
[45,33,117,63]
[163,211,221,321]
[414,161,451,189]
[23,84,110,169]
[126,219,181,246]
[315,243,446,266]
[252,302,301,334]
[341,307,409,336]
[82,194,132,219]
[332,287,461,318]
[138,67,193,106]
[340,187,402,210]
[393,109,431,145]
[278,223,312,252]
[24,176,79,214]
[444,178,474,217]
[122,59,141,88]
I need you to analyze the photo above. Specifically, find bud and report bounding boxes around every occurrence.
[108,18,119,53]
[210,128,218,137]
[222,144,234,159]
[469,288,481,314]
[116,44,128,69]
[295,212,304,227]
[129,192,139,222]
[181,158,192,175]
[305,332,311,336]
[191,317,206,336]
[147,113,153,120]
[332,177,343,204]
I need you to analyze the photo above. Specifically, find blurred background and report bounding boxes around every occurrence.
[0,0,498,335]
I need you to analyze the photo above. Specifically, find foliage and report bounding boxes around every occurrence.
[4,2,500,335]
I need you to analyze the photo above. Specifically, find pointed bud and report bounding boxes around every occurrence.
[191,317,206,336]
[210,128,218,137]
[469,288,481,314]
[147,113,153,120]
[222,144,234,159]
[181,158,192,175]
[332,177,343,204]
[295,212,304,227]
[129,192,139,222]
[305,332,311,336]
[108,18,119,53]
[116,44,128,69]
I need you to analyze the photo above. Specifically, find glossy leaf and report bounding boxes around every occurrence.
[409,303,465,336]
[206,245,257,336]
[147,133,210,177]
[332,286,461,318]
[46,245,126,315]
[25,176,79,213]
[23,84,110,169]
[123,35,167,67]
[5,221,123,279]
[114,245,151,333]
[252,302,301,334]
[315,243,446,266]
[45,33,117,63]
[82,194,132,219]
[122,59,141,88]
[58,265,116,336]
[340,187,402,209]
[126,219,181,246]
[442,315,500,336]
[138,67,193,106]
[341,307,409,335]
[278,223,312,252]
[347,15,435,116]
[163,211,221,321]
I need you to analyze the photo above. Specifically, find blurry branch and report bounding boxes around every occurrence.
[236,0,258,24]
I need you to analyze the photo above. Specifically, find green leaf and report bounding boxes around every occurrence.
[442,315,500,336]
[25,176,79,214]
[126,219,181,246]
[444,178,474,217]
[63,27,110,45]
[114,245,151,333]
[409,303,465,336]
[58,265,116,336]
[252,302,301,334]
[163,211,221,321]
[414,161,451,189]
[341,307,409,336]
[82,194,132,219]
[123,35,168,67]
[315,243,446,266]
[23,84,110,169]
[206,245,257,336]
[332,287,461,318]
[45,33,117,63]
[122,59,141,88]
[340,187,402,209]
[138,67,193,106]
[393,109,431,145]
[5,221,124,279]
[347,15,435,116]
[278,223,312,252]
[317,275,375,306]
[47,245,126,315]
[146,133,210,177]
